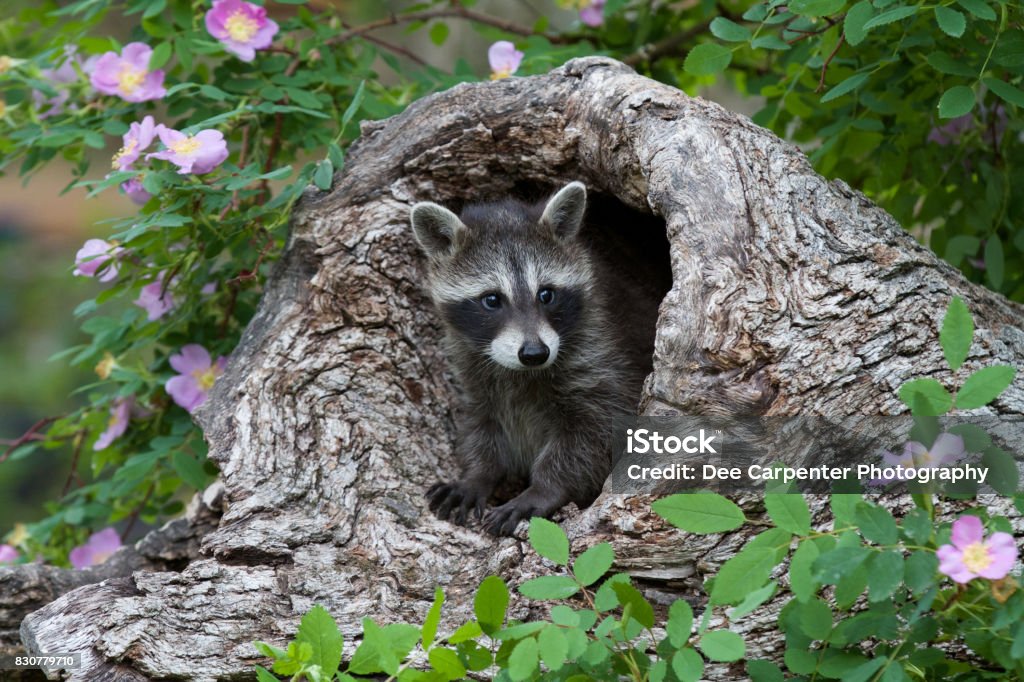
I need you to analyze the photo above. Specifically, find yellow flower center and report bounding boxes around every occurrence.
[225,10,259,42]
[95,352,116,379]
[0,56,12,75]
[117,64,147,94]
[170,136,201,155]
[193,367,220,391]
[962,542,993,573]
[92,548,116,565]
[7,523,27,546]
[491,69,512,80]
[111,139,138,169]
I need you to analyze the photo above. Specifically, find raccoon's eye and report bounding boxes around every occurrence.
[481,293,502,310]
[538,288,556,305]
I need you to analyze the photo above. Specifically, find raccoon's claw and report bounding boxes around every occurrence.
[427,481,487,526]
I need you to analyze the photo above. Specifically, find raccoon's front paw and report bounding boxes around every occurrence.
[483,490,563,537]
[426,481,487,526]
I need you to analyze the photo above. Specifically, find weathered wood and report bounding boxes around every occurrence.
[12,57,1024,681]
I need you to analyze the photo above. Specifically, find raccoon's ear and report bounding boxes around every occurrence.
[410,202,466,259]
[540,181,587,240]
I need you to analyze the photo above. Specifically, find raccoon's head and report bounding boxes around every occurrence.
[410,182,593,371]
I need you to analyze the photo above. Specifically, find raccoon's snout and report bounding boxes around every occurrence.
[518,342,550,367]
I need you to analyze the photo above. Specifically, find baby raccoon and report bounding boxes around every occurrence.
[410,182,659,536]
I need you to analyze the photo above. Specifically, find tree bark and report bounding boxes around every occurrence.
[10,56,1024,681]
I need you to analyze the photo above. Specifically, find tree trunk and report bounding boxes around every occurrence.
[9,56,1024,681]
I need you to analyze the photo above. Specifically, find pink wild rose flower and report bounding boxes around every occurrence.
[148,126,229,175]
[90,43,166,102]
[580,0,606,26]
[73,239,123,282]
[134,274,176,321]
[166,344,227,413]
[488,41,524,79]
[937,515,1018,584]
[205,0,280,62]
[93,398,132,451]
[112,115,157,171]
[0,544,18,565]
[69,527,122,569]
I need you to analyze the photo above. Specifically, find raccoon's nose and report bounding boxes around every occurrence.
[518,342,550,367]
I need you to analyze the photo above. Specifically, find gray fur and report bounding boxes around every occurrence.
[411,182,661,536]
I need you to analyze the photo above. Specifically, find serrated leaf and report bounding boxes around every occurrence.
[821,73,869,103]
[728,581,777,620]
[149,42,172,71]
[422,587,443,650]
[957,0,995,20]
[938,85,976,119]
[296,605,343,677]
[537,625,568,671]
[710,17,751,41]
[508,637,539,681]
[699,630,745,661]
[428,648,465,680]
[748,659,785,681]
[855,502,898,544]
[934,6,966,36]
[941,297,973,371]
[667,599,694,646]
[652,493,745,533]
[867,551,904,602]
[790,0,845,16]
[528,517,569,565]
[684,43,732,76]
[448,620,482,643]
[844,0,874,44]
[899,378,953,416]
[612,583,654,628]
[751,35,791,50]
[789,539,821,601]
[863,5,917,30]
[348,619,399,675]
[519,575,580,600]
[813,546,870,583]
[796,597,833,639]
[956,365,1016,409]
[985,78,1024,108]
[573,542,613,585]
[710,528,792,605]
[764,494,812,535]
[672,648,704,682]
[904,551,938,592]
[474,576,508,635]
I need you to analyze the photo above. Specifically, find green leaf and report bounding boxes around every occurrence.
[528,517,569,565]
[747,659,785,682]
[699,630,746,662]
[844,1,874,45]
[684,43,733,76]
[821,73,869,103]
[981,447,1019,495]
[652,493,745,533]
[751,35,791,50]
[934,6,966,36]
[904,551,938,592]
[429,22,450,46]
[518,575,580,600]
[764,494,812,535]
[789,539,820,602]
[710,528,792,605]
[422,587,443,650]
[508,637,539,681]
[710,17,751,41]
[537,626,568,671]
[899,379,953,415]
[1010,620,1024,658]
[863,5,917,30]
[956,366,1016,409]
[985,235,1005,290]
[148,41,173,71]
[296,602,344,671]
[573,543,613,585]
[612,583,655,628]
[254,665,279,682]
[448,620,482,643]
[844,658,887,682]
[813,546,870,583]
[940,297,973,371]
[790,0,845,17]
[340,80,366,130]
[349,619,399,675]
[927,52,976,77]
[666,599,694,647]
[957,0,995,20]
[795,597,833,639]
[985,78,1024,108]
[428,648,466,680]
[867,551,904,602]
[672,648,704,682]
[171,451,209,490]
[854,503,899,544]
[593,573,631,611]
[938,86,976,119]
[474,576,509,635]
[728,581,777,620]
[313,160,333,191]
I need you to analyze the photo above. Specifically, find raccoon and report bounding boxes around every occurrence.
[410,182,661,536]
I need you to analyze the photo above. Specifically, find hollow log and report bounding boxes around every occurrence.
[10,56,1024,681]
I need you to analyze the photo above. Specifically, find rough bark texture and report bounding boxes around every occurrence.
[10,57,1024,681]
